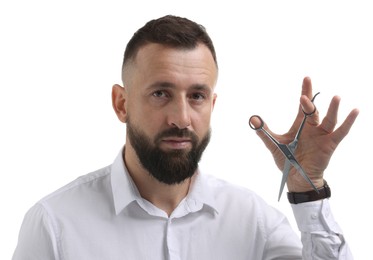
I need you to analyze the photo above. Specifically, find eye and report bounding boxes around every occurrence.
[190,92,206,101]
[152,90,169,98]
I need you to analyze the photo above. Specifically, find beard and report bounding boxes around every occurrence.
[126,119,211,185]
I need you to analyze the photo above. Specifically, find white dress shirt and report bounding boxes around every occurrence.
[13,149,353,259]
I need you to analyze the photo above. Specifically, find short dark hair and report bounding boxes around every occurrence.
[122,15,218,73]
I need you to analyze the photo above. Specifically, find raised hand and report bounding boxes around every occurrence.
[250,77,359,192]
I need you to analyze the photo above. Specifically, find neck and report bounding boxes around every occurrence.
[124,146,192,216]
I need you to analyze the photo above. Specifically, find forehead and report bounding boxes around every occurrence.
[130,43,218,87]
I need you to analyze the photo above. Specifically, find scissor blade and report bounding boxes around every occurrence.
[278,161,291,201]
[277,144,319,194]
[287,158,319,193]
[278,140,298,200]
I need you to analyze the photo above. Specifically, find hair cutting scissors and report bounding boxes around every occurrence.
[249,92,320,201]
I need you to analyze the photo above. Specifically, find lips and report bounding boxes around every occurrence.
[161,137,192,149]
[162,137,191,142]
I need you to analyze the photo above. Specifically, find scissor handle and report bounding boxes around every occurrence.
[249,115,264,130]
[302,92,320,116]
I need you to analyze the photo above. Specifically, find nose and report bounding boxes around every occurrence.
[167,98,191,129]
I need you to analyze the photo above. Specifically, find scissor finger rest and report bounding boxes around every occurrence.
[302,92,320,116]
[249,115,264,130]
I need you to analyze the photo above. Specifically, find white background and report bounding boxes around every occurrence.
[1,0,372,259]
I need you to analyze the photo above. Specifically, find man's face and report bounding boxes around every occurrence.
[126,119,211,184]
[122,43,218,184]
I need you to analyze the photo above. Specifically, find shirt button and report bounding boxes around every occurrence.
[311,213,318,220]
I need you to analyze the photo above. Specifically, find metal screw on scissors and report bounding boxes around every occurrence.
[249,92,320,201]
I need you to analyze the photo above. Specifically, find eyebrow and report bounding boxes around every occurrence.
[147,81,212,94]
[147,81,175,90]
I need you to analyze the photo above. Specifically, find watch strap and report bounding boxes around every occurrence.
[287,181,331,204]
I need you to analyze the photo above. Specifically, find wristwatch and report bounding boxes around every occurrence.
[287,181,331,204]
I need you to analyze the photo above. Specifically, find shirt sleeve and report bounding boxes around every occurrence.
[291,199,353,260]
[12,203,59,260]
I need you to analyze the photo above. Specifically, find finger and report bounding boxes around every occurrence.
[320,96,340,133]
[331,108,359,144]
[301,76,313,99]
[249,116,279,153]
[300,95,320,126]
[248,115,263,129]
[287,105,305,135]
[287,77,316,135]
[300,95,317,115]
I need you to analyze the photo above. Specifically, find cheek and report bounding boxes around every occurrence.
[128,107,165,137]
[192,110,213,134]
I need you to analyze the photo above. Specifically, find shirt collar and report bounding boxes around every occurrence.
[110,149,141,215]
[186,170,219,215]
[110,148,219,216]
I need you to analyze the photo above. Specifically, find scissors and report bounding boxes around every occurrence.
[249,92,320,201]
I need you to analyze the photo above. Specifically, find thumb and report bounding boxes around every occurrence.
[249,115,278,154]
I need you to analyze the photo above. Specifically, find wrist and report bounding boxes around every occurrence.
[287,180,331,204]
[287,177,324,193]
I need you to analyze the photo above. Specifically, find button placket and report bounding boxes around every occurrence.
[166,218,181,260]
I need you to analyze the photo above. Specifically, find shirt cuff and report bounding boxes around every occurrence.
[291,199,343,234]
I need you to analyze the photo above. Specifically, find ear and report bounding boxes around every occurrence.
[212,93,217,110]
[112,84,127,123]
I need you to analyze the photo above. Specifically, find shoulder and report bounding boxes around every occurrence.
[201,173,285,220]
[37,165,112,208]
[200,173,291,238]
[202,173,261,202]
